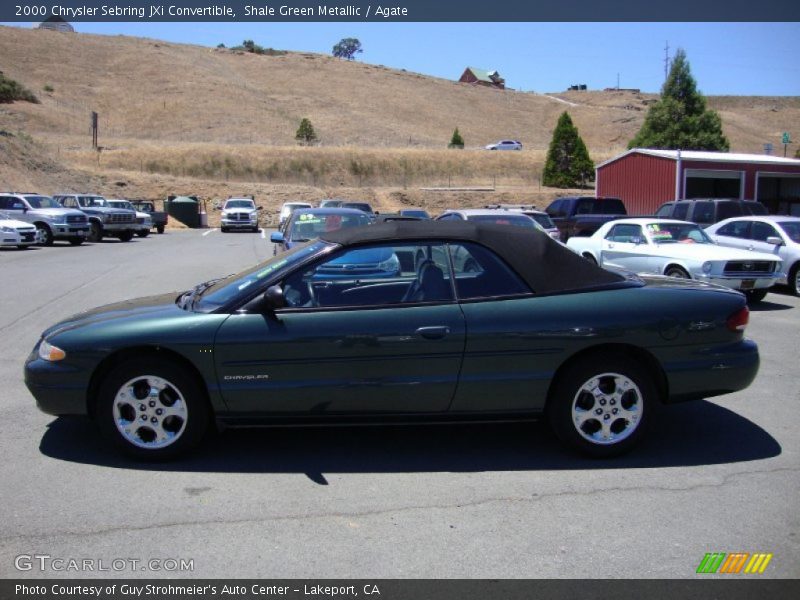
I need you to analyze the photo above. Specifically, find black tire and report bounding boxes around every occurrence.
[17,245,30,250]
[582,253,597,265]
[665,265,690,279]
[547,354,656,458]
[789,263,800,297]
[117,230,134,242]
[68,237,84,246]
[221,227,229,233]
[156,225,165,234]
[744,288,768,304]
[96,358,210,460]
[88,221,103,243]
[35,223,54,246]
[136,230,150,238]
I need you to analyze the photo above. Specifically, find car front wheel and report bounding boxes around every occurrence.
[96,359,210,460]
[789,263,800,296]
[548,356,655,457]
[35,224,54,246]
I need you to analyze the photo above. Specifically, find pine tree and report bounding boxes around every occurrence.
[542,112,594,188]
[628,49,729,151]
[448,127,464,148]
[295,118,317,145]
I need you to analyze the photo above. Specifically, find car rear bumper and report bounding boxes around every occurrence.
[662,338,759,403]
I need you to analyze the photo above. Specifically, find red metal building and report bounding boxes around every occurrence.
[596,149,800,216]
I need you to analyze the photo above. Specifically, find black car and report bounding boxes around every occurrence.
[655,199,768,228]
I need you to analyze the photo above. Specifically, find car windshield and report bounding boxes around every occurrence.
[81,196,107,207]
[401,210,430,219]
[342,203,372,212]
[467,214,536,228]
[778,221,800,243]
[226,200,255,209]
[646,222,713,244]
[288,213,371,241]
[195,241,330,311]
[109,201,134,210]
[526,213,555,229]
[23,196,60,209]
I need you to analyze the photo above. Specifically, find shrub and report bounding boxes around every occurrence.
[0,72,39,104]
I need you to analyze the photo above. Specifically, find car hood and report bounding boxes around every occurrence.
[42,292,185,339]
[653,243,779,262]
[1,218,35,229]
[30,208,83,218]
[223,207,256,213]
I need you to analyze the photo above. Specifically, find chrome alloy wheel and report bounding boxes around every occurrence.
[571,372,643,445]
[113,375,188,449]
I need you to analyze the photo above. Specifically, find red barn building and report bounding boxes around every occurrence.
[596,149,800,216]
[458,67,505,90]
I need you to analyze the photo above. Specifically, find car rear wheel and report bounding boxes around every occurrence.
[136,230,150,238]
[582,253,597,265]
[665,265,690,279]
[96,359,210,460]
[35,224,54,246]
[156,225,165,234]
[548,356,655,457]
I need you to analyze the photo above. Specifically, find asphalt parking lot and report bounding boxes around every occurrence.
[0,229,798,579]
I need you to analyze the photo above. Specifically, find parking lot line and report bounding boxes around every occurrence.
[202,228,217,236]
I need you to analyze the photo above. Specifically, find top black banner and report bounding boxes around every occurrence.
[3,0,800,22]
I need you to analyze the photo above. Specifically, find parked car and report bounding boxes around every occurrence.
[270,207,372,254]
[544,196,627,241]
[654,199,768,228]
[55,194,137,242]
[516,209,561,241]
[485,140,522,151]
[0,210,37,249]
[218,197,262,233]
[372,213,424,224]
[318,199,344,208]
[279,202,313,226]
[399,209,431,220]
[25,221,760,460]
[105,199,153,238]
[0,193,89,245]
[706,215,800,296]
[131,200,168,234]
[566,218,783,303]
[436,208,546,232]
[341,202,374,214]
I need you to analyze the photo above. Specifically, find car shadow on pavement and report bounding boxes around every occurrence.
[750,299,793,312]
[40,400,781,482]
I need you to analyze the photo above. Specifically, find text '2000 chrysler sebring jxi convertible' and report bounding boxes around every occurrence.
[25,221,759,460]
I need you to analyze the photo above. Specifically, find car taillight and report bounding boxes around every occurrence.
[726,306,749,332]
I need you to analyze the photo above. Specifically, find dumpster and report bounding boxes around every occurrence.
[165,195,200,228]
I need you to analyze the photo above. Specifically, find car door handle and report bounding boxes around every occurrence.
[415,326,450,340]
[607,243,615,248]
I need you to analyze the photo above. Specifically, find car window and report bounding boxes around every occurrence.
[655,203,673,217]
[672,203,689,220]
[281,243,453,309]
[777,221,800,243]
[526,212,555,229]
[606,224,645,243]
[287,212,371,241]
[716,202,743,221]
[690,202,714,225]
[545,200,562,217]
[716,221,750,238]
[751,221,778,242]
[466,214,536,228]
[447,242,530,299]
[646,222,713,244]
[746,202,768,216]
[437,213,463,221]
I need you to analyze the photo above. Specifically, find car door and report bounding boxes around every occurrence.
[600,223,650,271]
[213,242,466,416]
[712,220,753,252]
[0,196,31,225]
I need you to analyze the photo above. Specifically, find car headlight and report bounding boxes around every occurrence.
[1,226,14,233]
[38,340,66,362]
[702,262,713,274]
[102,214,111,223]
[250,213,258,220]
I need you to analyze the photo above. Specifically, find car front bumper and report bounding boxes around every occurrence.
[1,229,37,246]
[52,224,90,239]
[697,273,783,291]
[24,350,90,416]
[222,219,259,229]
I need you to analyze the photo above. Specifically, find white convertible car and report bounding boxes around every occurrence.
[567,218,783,303]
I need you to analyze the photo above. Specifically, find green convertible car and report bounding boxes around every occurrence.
[25,221,759,460]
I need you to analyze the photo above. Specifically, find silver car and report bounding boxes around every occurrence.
[485,140,522,151]
[706,215,800,296]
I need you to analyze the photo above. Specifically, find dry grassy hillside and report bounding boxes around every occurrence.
[1,25,799,217]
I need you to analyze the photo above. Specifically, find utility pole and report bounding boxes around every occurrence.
[664,41,670,82]
[616,73,620,90]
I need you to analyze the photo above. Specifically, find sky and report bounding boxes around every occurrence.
[3,21,800,95]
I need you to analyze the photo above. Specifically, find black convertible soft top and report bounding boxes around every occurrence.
[320,221,628,295]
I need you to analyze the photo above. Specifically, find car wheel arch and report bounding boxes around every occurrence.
[544,344,669,412]
[87,346,216,419]
[664,263,691,278]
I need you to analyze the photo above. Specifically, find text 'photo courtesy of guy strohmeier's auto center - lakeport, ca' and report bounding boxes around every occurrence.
[1,1,800,597]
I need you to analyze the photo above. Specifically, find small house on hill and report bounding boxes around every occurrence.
[458,67,505,90]
[38,15,74,33]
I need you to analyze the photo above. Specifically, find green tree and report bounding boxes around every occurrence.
[295,118,318,145]
[332,38,363,61]
[542,112,594,188]
[448,127,464,148]
[628,49,729,151]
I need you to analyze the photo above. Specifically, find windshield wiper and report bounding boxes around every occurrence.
[180,275,232,310]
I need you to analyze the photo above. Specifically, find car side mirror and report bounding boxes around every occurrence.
[257,206,263,210]
[263,285,286,310]
[766,236,784,246]
[270,231,284,244]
